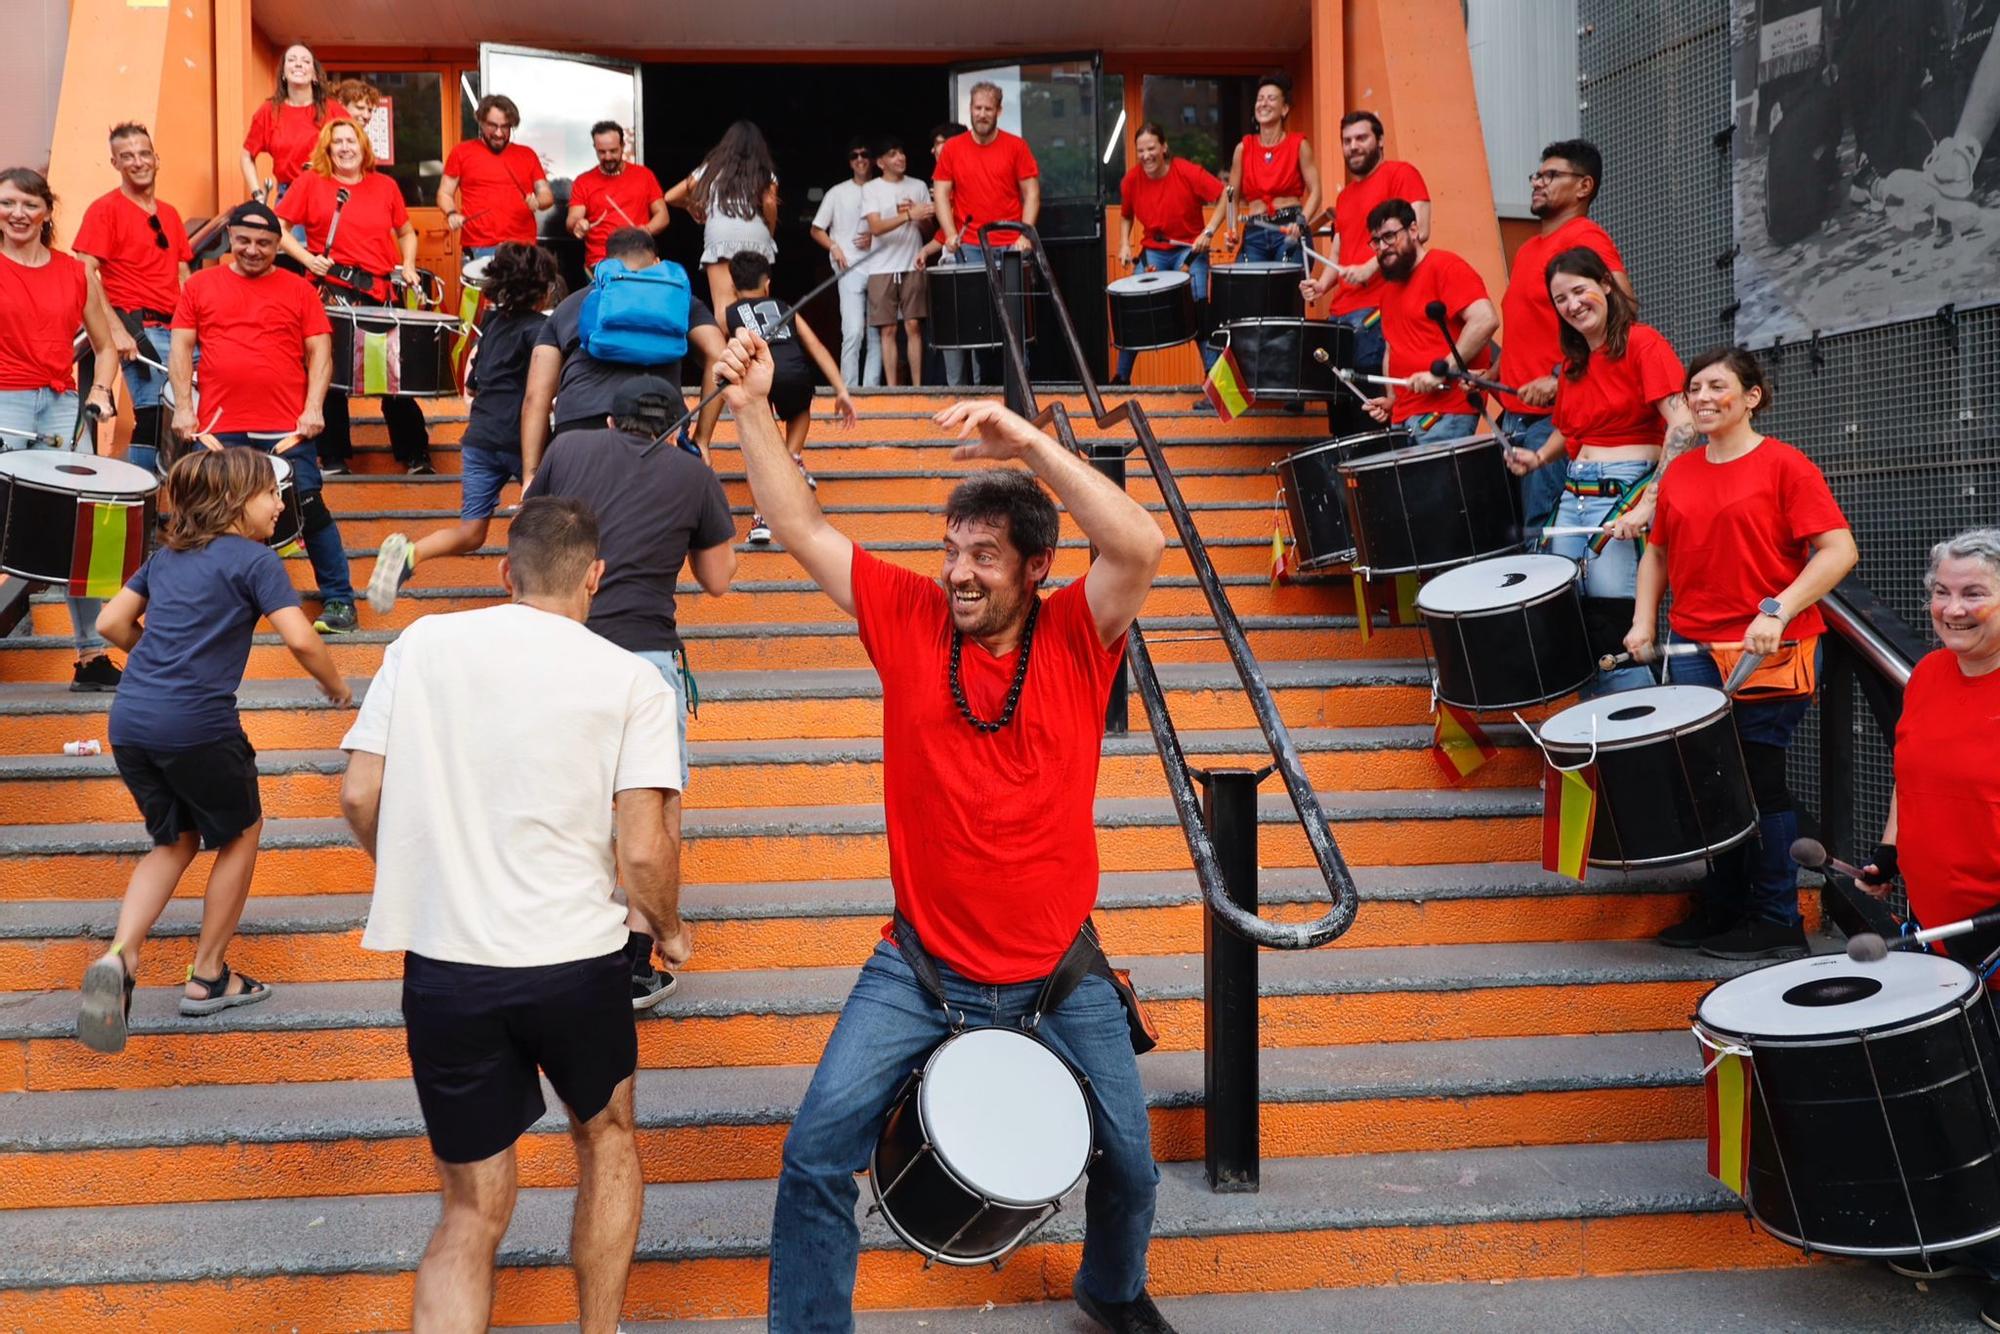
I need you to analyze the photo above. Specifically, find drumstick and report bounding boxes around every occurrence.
[1337,368,1415,389]
[1313,351,1378,407]
[0,425,62,447]
[1789,837,1871,883]
[1846,907,2000,963]
[1541,525,1609,538]
[1596,639,1801,670]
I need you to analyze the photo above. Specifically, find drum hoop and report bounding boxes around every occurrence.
[0,462,159,502]
[1339,435,1503,474]
[1417,569,1581,619]
[1694,985,1985,1049]
[914,1028,1093,1208]
[1541,700,1734,756]
[327,302,464,332]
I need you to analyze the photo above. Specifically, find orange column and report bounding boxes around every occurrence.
[48,1,170,246]
[1308,0,1346,222]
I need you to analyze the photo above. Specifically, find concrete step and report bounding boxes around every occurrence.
[0,938,1769,1092]
[0,1140,1808,1326]
[0,1032,1708,1208]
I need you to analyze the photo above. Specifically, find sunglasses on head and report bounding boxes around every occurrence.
[147,214,169,250]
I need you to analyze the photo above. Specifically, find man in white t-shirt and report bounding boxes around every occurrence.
[861,136,937,386]
[809,136,881,388]
[339,495,691,1334]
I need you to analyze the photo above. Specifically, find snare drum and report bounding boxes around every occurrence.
[1695,951,2000,1256]
[1223,318,1351,401]
[0,451,157,596]
[1537,685,1757,868]
[1338,434,1522,576]
[869,1025,1093,1267]
[1209,262,1304,323]
[326,305,460,397]
[1418,554,1595,710]
[1273,430,1407,569]
[929,259,1036,351]
[266,454,305,555]
[1106,271,1196,351]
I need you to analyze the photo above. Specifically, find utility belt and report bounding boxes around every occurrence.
[117,307,176,330]
[890,911,1158,1053]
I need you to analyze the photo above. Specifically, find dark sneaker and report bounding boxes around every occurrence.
[367,534,414,615]
[1075,1280,1177,1334]
[1657,902,1738,950]
[70,655,122,693]
[632,962,678,1012]
[748,517,772,545]
[1190,397,1214,412]
[405,456,436,475]
[1700,917,1809,961]
[1890,1255,1983,1280]
[314,600,358,635]
[319,458,350,475]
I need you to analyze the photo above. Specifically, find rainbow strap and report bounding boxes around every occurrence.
[1587,468,1658,556]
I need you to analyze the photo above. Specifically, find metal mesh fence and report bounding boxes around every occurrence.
[1580,0,2000,887]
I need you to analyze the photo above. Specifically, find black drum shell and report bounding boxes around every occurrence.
[871,1078,1054,1264]
[1209,263,1305,323]
[1226,318,1352,400]
[1107,276,1197,352]
[1275,432,1404,569]
[1545,705,1757,868]
[1338,435,1521,576]
[0,469,157,586]
[928,263,1037,351]
[1422,576,1594,711]
[1706,994,2000,1254]
[268,469,305,553]
[326,307,458,397]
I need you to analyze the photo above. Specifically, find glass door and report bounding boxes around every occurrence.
[479,44,644,245]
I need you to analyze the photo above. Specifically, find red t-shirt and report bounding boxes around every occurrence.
[1895,649,2000,929]
[1649,438,1847,644]
[73,191,193,315]
[0,250,88,392]
[171,265,332,432]
[1552,323,1684,458]
[244,100,351,186]
[1495,215,1624,416]
[1238,132,1306,209]
[1120,158,1223,249]
[1328,160,1429,316]
[1377,248,1495,423]
[445,140,545,248]
[935,130,1040,247]
[569,164,664,269]
[278,171,408,300]
[852,546,1125,983]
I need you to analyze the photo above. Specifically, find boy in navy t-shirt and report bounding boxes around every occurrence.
[77,448,353,1054]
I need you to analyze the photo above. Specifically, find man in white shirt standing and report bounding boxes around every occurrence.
[861,137,936,386]
[339,496,692,1334]
[809,137,881,388]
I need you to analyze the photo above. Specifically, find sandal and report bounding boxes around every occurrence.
[78,949,136,1054]
[179,962,273,1017]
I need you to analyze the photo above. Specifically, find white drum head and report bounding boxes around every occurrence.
[1418,554,1578,614]
[267,454,293,485]
[920,1027,1092,1207]
[1698,950,1977,1039]
[1539,684,1727,747]
[0,450,158,497]
[1109,270,1191,295]
[462,255,492,288]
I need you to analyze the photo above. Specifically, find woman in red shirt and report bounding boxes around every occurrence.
[1112,122,1226,384]
[1225,72,1320,265]
[239,43,349,200]
[1625,347,1857,961]
[0,167,124,689]
[1507,248,1694,695]
[277,121,431,473]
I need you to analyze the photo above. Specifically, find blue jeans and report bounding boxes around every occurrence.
[119,325,175,412]
[631,649,692,787]
[1238,221,1302,264]
[211,430,354,605]
[768,941,1158,1331]
[1504,413,1565,536]
[1405,411,1480,444]
[1333,307,1385,378]
[1665,637,1822,926]
[466,245,501,261]
[1550,458,1656,697]
[1114,247,1217,383]
[0,388,107,654]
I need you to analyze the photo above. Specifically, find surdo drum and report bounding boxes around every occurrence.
[928,260,1036,351]
[1695,951,2000,1256]
[1272,430,1406,569]
[1537,685,1757,869]
[265,453,305,555]
[869,1025,1094,1266]
[1106,270,1196,351]
[1416,554,1595,711]
[1337,433,1522,577]
[1222,318,1351,401]
[0,451,157,592]
[1207,262,1304,323]
[325,305,461,397]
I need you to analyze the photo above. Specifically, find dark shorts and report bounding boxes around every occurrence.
[770,372,813,424]
[113,731,261,850]
[401,949,637,1164]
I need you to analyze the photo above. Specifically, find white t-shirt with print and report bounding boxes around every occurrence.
[861,176,933,275]
[343,602,684,967]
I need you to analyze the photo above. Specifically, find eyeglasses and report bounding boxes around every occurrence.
[1367,227,1408,248]
[146,213,169,250]
[1529,169,1583,186]
[849,150,871,160]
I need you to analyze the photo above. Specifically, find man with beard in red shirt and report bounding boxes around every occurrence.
[1358,198,1499,445]
[1300,110,1429,381]
[933,81,1039,397]
[440,95,554,260]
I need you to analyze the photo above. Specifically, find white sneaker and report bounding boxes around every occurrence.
[367,533,412,615]
[748,518,772,545]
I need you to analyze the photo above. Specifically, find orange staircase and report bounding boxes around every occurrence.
[0,391,1815,1329]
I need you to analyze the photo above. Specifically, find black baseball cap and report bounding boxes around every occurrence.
[226,200,282,232]
[609,375,681,422]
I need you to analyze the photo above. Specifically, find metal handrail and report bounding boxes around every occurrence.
[1819,580,1922,689]
[975,223,1358,949]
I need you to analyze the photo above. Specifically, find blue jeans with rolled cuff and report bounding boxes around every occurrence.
[0,388,107,654]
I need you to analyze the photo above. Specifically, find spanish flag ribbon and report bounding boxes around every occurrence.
[1540,762,1598,880]
[1269,486,1292,589]
[69,500,145,600]
[1700,1035,1755,1197]
[1391,573,1422,626]
[452,283,485,394]
[1351,571,1372,644]
[1203,346,1254,422]
[1429,703,1497,784]
[358,329,401,397]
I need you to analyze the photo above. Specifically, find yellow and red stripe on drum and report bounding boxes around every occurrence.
[1540,762,1598,880]
[1700,1037,1754,1197]
[68,499,146,600]
[355,328,402,397]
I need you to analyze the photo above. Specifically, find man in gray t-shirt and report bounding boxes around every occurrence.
[520,228,725,482]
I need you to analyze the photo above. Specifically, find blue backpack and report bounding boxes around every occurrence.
[577,257,691,365]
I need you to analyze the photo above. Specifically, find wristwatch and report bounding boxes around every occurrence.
[1757,596,1786,620]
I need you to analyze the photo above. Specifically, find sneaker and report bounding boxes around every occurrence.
[405,456,436,475]
[367,534,414,615]
[313,600,358,635]
[1657,902,1738,950]
[319,458,350,475]
[1190,397,1214,412]
[632,961,679,1012]
[1699,917,1809,961]
[748,517,772,545]
[69,655,122,693]
[1074,1279,1177,1334]
[1889,1255,1983,1280]
[793,453,817,491]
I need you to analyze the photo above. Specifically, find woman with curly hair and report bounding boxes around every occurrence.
[666,120,781,311]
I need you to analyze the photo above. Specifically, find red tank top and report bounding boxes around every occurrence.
[1239,132,1306,209]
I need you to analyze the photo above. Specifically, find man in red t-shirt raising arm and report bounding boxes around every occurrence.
[712,326,1175,1334]
[1359,198,1499,445]
[438,94,554,261]
[933,81,1040,394]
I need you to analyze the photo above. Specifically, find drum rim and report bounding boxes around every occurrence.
[1416,555,1582,615]
[1695,954,1982,1045]
[1108,270,1192,292]
[1338,434,1506,473]
[327,306,463,326]
[1354,545,1525,578]
[0,452,160,498]
[1584,819,1757,869]
[1211,262,1307,273]
[1539,685,1735,753]
[914,1026,1093,1208]
[1747,1215,2000,1259]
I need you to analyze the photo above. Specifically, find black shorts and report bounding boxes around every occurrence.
[402,949,637,1164]
[770,371,813,424]
[113,732,261,850]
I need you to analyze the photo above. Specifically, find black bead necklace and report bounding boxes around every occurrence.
[949,598,1040,733]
